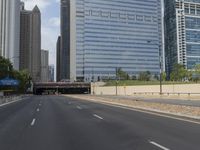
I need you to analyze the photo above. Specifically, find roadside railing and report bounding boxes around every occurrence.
[132,92,200,96]
[0,95,24,105]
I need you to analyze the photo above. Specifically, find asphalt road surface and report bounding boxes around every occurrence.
[0,95,199,150]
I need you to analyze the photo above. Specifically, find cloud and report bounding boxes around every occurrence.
[22,0,51,10]
[48,17,60,27]
[22,0,59,10]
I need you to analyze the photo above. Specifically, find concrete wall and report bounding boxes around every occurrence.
[91,84,200,95]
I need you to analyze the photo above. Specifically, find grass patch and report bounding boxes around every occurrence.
[104,80,199,86]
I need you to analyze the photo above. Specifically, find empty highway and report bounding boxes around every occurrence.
[0,95,199,150]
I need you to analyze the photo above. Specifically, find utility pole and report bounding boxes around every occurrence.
[147,41,163,95]
[116,67,118,96]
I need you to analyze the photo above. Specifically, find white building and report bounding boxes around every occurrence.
[0,0,20,70]
[41,50,49,82]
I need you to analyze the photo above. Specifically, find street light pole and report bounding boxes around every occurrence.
[159,45,163,95]
[148,41,162,95]
[115,67,118,96]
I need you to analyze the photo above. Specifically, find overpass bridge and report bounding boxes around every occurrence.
[33,82,91,95]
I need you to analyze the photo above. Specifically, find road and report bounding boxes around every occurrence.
[0,95,199,150]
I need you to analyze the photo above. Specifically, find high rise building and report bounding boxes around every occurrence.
[41,50,49,82]
[56,36,61,82]
[49,65,55,82]
[60,0,70,80]
[61,0,163,81]
[20,5,41,82]
[165,0,200,76]
[0,0,20,70]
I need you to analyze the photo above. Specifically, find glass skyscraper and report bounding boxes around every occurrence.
[67,0,162,81]
[165,0,200,76]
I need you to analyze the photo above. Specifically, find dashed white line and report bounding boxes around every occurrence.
[37,108,40,112]
[93,114,103,120]
[77,106,82,110]
[149,141,170,150]
[39,103,42,106]
[31,118,36,126]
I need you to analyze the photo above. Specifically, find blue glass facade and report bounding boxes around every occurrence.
[165,0,200,75]
[186,16,200,69]
[75,0,162,81]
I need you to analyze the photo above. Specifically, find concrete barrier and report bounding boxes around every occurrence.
[91,83,200,96]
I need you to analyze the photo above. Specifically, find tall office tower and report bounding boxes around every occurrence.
[60,0,70,80]
[61,0,163,81]
[41,50,49,82]
[49,65,55,82]
[0,0,20,70]
[20,5,41,82]
[56,36,61,82]
[165,0,200,76]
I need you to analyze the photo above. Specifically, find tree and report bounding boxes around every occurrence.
[0,56,31,93]
[193,64,200,82]
[170,64,188,81]
[116,68,130,80]
[12,70,31,93]
[138,71,151,81]
[0,56,13,79]
[161,72,167,81]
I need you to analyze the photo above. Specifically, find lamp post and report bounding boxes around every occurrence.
[147,41,163,95]
[115,67,118,96]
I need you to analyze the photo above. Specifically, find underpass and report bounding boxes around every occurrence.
[33,82,91,95]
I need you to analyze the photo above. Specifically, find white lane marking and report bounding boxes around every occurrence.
[93,101,200,125]
[37,108,40,112]
[68,102,71,104]
[31,118,36,126]
[39,103,42,106]
[77,106,82,109]
[149,141,170,150]
[93,114,103,120]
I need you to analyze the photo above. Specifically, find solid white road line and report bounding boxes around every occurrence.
[0,98,25,107]
[95,102,200,125]
[31,118,36,126]
[149,141,170,150]
[77,106,82,110]
[93,114,103,120]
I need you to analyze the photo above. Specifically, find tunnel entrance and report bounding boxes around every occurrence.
[33,82,91,95]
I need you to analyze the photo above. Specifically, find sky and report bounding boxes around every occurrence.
[22,0,60,67]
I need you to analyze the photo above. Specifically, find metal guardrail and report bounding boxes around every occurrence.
[0,95,23,105]
[132,92,200,96]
